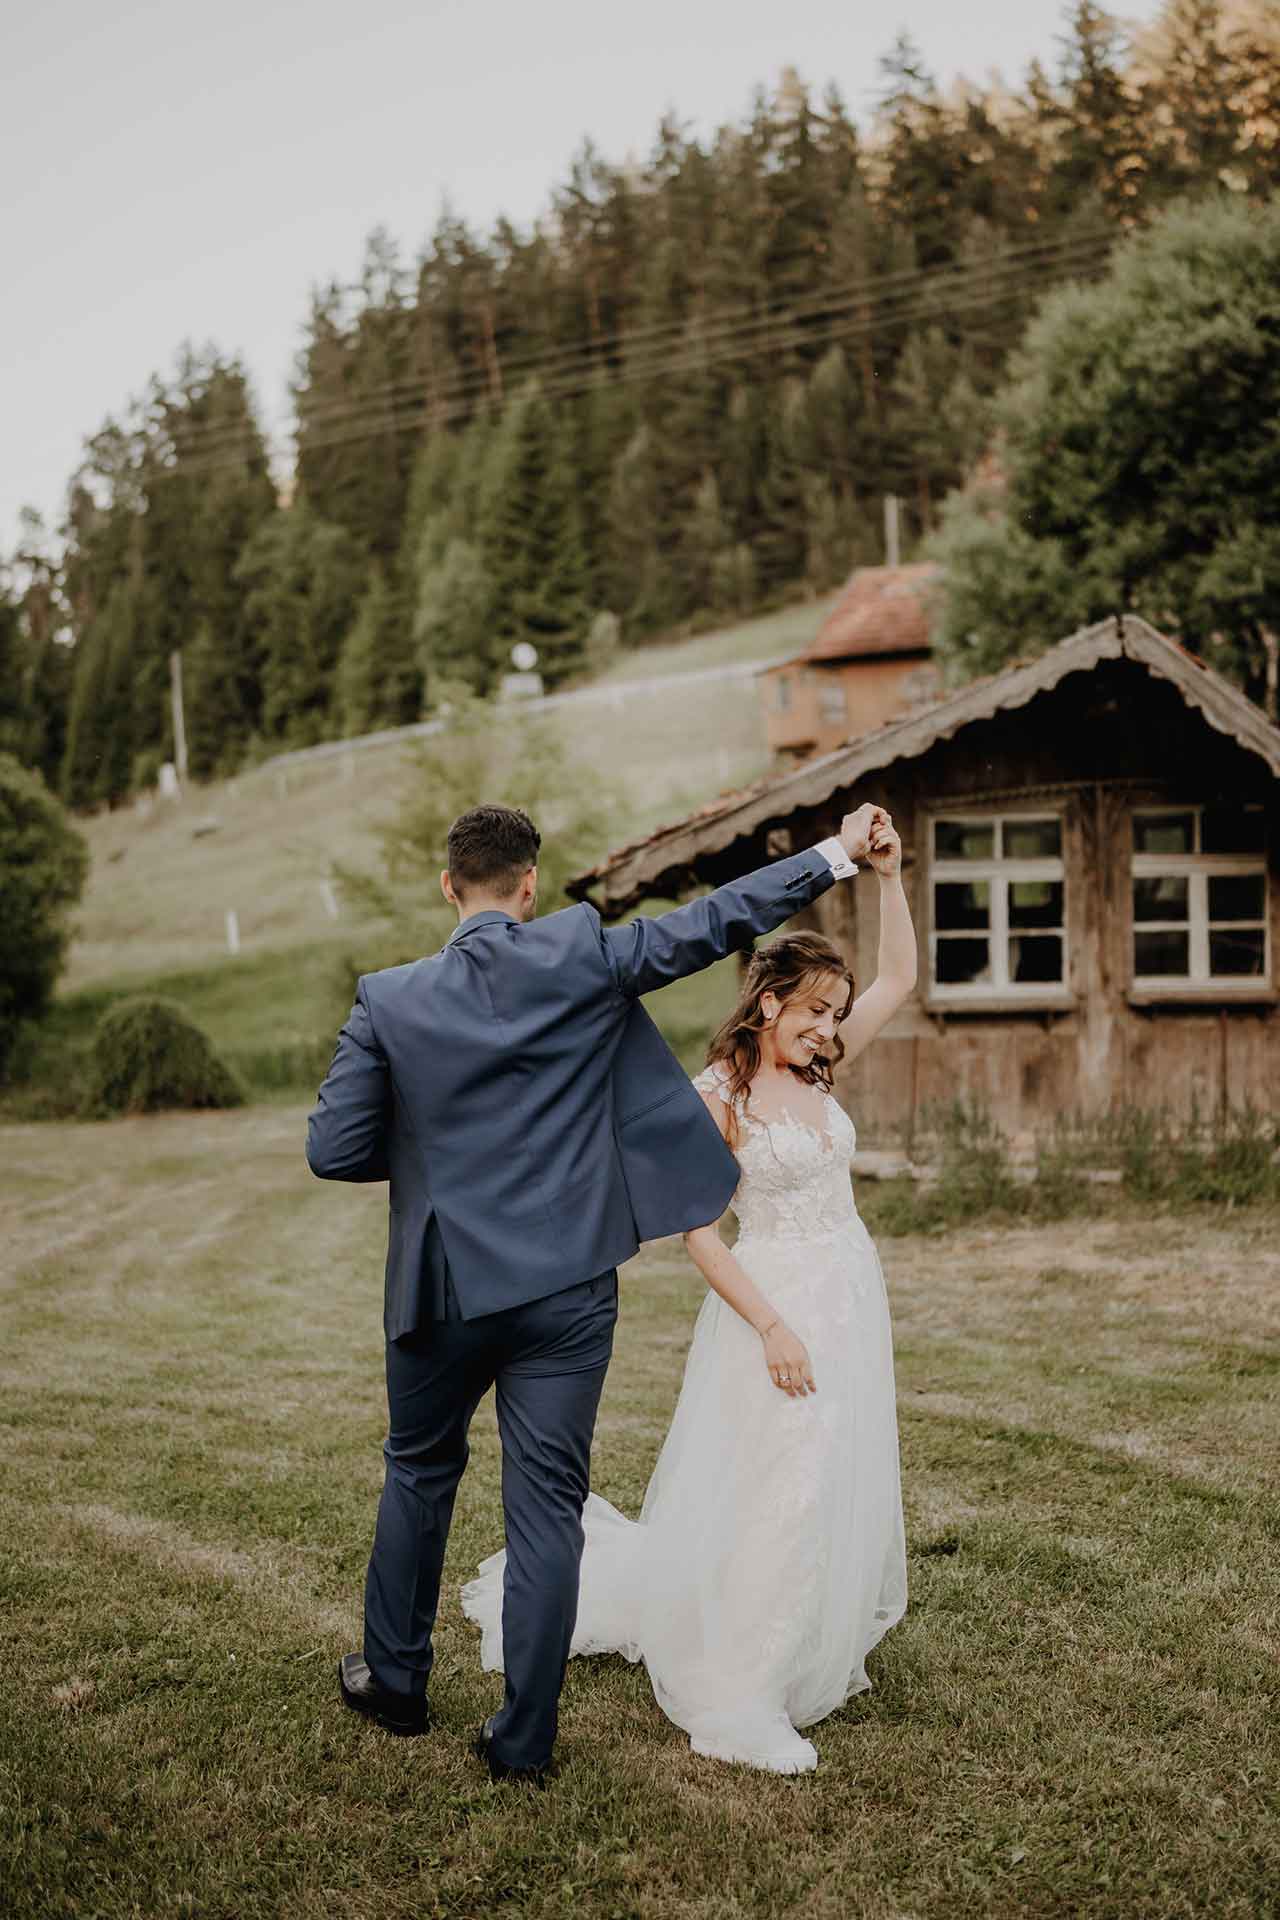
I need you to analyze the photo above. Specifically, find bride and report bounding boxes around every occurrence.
[463,815,915,1773]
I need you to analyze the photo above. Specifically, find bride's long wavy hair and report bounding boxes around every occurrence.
[704,931,856,1151]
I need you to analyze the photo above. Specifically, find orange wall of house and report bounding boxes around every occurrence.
[762,656,936,756]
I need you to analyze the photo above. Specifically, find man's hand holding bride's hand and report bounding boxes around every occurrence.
[760,1319,817,1397]
[838,803,891,864]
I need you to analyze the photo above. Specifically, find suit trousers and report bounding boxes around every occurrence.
[363,1266,619,1771]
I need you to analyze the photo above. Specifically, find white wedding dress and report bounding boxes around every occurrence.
[461,1061,907,1773]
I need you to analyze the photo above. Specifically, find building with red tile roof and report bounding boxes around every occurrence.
[757,563,942,762]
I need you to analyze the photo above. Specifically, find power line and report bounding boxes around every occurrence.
[131,228,1115,483]
[289,225,1116,432]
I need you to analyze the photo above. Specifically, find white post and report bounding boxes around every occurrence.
[320,881,339,920]
[225,910,240,955]
[883,494,900,570]
[169,650,189,783]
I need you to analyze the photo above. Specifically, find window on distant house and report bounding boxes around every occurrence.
[1131,806,1268,988]
[819,680,847,725]
[929,814,1066,998]
[774,674,792,713]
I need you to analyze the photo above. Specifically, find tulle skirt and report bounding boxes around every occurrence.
[462,1214,907,1772]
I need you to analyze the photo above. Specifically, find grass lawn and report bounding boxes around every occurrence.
[2,1105,1277,1918]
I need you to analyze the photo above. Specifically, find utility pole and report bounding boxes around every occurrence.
[169,649,189,783]
[883,494,900,570]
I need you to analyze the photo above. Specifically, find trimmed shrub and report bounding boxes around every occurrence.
[86,997,245,1115]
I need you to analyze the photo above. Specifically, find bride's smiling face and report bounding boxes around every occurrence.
[760,969,850,1071]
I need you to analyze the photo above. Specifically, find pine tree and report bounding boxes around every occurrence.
[61,614,112,808]
[605,423,676,630]
[1041,3,1147,218]
[235,504,365,745]
[481,384,593,687]
[333,564,421,735]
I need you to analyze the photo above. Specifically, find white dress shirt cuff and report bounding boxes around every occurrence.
[811,836,858,880]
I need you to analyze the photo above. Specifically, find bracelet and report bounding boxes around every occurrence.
[758,1317,780,1339]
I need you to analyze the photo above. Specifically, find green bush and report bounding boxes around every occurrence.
[86,997,246,1115]
[0,753,88,1077]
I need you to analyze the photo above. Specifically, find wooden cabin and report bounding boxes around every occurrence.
[569,617,1280,1148]
[757,564,941,763]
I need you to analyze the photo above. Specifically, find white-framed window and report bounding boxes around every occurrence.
[929,812,1066,997]
[818,679,847,725]
[1131,806,1268,987]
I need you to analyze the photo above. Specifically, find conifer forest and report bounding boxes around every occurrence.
[4,1,1280,808]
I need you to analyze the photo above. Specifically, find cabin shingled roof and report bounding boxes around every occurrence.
[567,615,1280,917]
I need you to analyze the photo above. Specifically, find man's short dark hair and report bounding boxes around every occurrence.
[447,804,541,899]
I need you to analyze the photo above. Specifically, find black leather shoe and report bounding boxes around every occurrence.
[473,1716,555,1786]
[338,1654,429,1737]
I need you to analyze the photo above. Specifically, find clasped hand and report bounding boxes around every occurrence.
[840,803,900,876]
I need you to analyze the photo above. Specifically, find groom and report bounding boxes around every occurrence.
[306,799,879,1780]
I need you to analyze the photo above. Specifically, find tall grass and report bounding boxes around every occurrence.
[860,1099,1280,1238]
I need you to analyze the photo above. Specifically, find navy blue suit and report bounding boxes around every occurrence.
[307,848,841,1768]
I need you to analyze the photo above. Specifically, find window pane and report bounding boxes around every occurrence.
[935,881,990,930]
[1008,879,1063,928]
[1208,873,1265,922]
[1209,929,1266,977]
[1004,818,1061,860]
[1009,935,1063,984]
[935,820,993,861]
[1133,875,1188,923]
[1134,812,1194,856]
[819,684,847,722]
[1134,930,1190,976]
[1202,807,1266,856]
[935,937,990,985]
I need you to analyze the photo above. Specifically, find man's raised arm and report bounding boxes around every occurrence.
[598,805,883,999]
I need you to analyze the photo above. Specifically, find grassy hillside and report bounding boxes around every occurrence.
[67,598,828,991]
[14,600,829,1114]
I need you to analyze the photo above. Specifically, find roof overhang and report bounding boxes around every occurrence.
[567,615,1280,918]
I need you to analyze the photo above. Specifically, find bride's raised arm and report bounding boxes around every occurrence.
[834,818,917,1066]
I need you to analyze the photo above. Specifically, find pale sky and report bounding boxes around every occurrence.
[2,0,1165,555]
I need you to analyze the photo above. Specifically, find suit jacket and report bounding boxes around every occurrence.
[306,848,840,1335]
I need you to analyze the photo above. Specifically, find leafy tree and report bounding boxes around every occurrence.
[930,198,1280,711]
[0,579,26,757]
[332,683,627,952]
[0,754,88,1074]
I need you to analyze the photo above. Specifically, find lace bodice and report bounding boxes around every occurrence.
[692,1060,860,1246]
